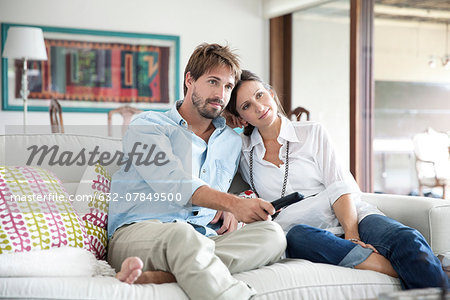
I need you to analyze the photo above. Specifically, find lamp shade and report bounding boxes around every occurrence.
[2,26,47,60]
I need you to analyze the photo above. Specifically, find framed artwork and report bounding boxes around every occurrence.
[1,23,180,112]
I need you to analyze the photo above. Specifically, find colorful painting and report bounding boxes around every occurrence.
[2,23,180,112]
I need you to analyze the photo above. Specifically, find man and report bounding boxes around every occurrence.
[107,43,286,300]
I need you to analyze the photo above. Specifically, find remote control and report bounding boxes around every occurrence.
[271,192,304,211]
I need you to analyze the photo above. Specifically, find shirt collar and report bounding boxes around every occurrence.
[278,115,300,143]
[243,115,299,151]
[166,100,226,130]
[166,100,187,127]
[212,115,226,130]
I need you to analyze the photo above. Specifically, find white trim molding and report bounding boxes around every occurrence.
[262,0,334,19]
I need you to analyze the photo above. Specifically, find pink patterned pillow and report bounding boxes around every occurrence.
[0,166,91,254]
[74,164,110,260]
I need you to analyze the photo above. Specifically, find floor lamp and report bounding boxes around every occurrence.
[2,27,48,128]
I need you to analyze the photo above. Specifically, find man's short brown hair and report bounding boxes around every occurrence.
[183,43,241,96]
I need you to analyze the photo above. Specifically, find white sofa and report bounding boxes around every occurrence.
[1,133,449,300]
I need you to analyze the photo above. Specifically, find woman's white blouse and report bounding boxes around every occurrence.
[239,116,383,234]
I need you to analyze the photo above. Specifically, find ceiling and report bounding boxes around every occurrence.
[375,0,450,24]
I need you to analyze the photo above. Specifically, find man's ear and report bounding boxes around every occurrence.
[185,72,194,89]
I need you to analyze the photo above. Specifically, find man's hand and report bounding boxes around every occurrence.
[191,186,274,224]
[230,196,274,223]
[222,110,248,128]
[209,211,238,235]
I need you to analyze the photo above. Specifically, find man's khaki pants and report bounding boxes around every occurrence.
[107,220,286,300]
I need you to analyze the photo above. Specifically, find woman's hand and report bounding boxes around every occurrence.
[347,238,379,254]
[332,194,379,250]
[222,110,248,128]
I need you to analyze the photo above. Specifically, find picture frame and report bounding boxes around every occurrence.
[1,23,180,113]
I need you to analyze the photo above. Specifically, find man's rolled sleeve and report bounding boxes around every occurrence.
[191,179,208,201]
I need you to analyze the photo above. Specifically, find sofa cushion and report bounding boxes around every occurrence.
[0,134,122,196]
[234,259,400,300]
[0,247,114,277]
[0,259,400,300]
[74,163,110,260]
[0,165,91,254]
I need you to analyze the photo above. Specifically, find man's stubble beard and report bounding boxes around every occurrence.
[191,88,225,119]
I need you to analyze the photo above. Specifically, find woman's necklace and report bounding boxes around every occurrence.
[249,141,289,198]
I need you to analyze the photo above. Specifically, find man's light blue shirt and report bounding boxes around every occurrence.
[107,100,242,238]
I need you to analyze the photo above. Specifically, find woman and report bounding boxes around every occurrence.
[225,70,449,289]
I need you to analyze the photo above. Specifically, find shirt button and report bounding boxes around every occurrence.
[202,169,206,173]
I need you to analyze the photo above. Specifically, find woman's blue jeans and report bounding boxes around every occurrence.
[286,214,449,289]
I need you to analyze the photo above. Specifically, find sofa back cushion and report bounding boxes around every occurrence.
[0,134,122,195]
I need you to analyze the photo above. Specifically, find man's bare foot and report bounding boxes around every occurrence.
[115,257,176,285]
[116,257,143,284]
[135,270,177,284]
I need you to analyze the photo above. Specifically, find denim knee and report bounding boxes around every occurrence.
[389,226,427,252]
[286,224,319,258]
[398,227,425,243]
[286,224,319,246]
[286,224,359,265]
[287,224,319,237]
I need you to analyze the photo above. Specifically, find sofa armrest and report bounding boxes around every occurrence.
[362,193,450,255]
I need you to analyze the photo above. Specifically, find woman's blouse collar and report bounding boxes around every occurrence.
[243,115,300,152]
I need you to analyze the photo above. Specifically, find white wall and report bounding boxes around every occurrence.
[292,14,350,167]
[0,0,268,133]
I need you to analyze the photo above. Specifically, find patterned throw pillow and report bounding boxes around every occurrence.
[74,164,110,260]
[0,166,91,254]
